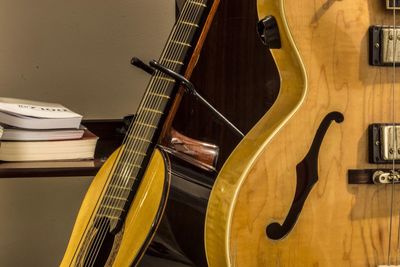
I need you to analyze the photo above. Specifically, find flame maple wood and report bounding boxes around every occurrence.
[205,0,400,266]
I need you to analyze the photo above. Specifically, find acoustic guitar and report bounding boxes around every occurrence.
[205,0,400,266]
[60,0,219,266]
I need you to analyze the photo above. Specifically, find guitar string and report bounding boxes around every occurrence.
[76,0,203,262]
[83,1,202,266]
[103,0,206,212]
[83,2,201,265]
[81,1,205,265]
[105,1,202,201]
[100,0,201,219]
[96,0,204,232]
[389,4,397,264]
[84,3,200,265]
[394,6,400,265]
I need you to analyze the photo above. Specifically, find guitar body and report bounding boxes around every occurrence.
[61,148,169,266]
[61,0,220,265]
[206,0,400,266]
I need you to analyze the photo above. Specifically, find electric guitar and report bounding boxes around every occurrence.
[60,0,219,265]
[205,0,400,266]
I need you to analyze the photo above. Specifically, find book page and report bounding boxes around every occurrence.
[0,97,82,119]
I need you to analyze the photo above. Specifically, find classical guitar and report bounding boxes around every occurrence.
[60,0,219,266]
[206,0,400,266]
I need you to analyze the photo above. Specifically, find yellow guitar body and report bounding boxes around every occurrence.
[205,0,400,266]
[61,148,169,266]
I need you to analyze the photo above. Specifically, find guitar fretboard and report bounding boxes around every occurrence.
[96,0,212,226]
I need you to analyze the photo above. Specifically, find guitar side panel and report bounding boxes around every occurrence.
[210,0,400,266]
[113,148,170,266]
[204,0,307,266]
[61,148,168,266]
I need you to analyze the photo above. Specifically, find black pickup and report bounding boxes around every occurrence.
[369,25,400,67]
[386,0,400,9]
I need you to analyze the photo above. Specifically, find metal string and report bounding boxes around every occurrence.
[78,1,208,265]
[84,4,200,264]
[85,2,203,265]
[388,4,397,265]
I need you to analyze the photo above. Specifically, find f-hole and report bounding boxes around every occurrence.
[266,111,344,240]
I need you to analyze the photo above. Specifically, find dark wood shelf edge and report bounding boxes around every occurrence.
[0,160,104,178]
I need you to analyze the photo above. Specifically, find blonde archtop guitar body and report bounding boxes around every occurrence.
[205,0,400,266]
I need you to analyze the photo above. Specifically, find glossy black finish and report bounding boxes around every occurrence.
[131,57,156,75]
[257,15,281,49]
[348,169,379,184]
[143,151,214,267]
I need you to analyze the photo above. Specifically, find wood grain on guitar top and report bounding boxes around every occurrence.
[205,0,400,266]
[61,148,168,266]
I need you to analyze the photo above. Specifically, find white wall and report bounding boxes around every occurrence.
[0,0,175,119]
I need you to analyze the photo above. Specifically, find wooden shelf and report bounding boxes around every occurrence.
[0,160,104,178]
[0,119,125,178]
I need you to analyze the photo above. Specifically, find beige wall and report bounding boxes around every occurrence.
[0,176,92,267]
[0,1,175,265]
[0,0,175,119]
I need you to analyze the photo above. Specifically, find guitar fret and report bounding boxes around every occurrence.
[105,195,127,201]
[109,184,132,191]
[188,0,207,8]
[95,213,121,221]
[154,76,176,82]
[100,205,125,212]
[125,149,147,156]
[136,121,157,129]
[161,59,184,65]
[113,171,138,181]
[178,20,199,28]
[142,107,164,115]
[117,161,142,169]
[170,39,192,47]
[129,136,152,143]
[127,176,137,181]
[148,92,170,99]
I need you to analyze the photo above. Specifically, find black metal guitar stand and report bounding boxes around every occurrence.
[131,57,244,138]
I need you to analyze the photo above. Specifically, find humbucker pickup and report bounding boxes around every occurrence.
[386,0,400,9]
[369,26,400,66]
[369,124,400,163]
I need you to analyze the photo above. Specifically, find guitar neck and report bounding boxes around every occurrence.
[99,0,216,230]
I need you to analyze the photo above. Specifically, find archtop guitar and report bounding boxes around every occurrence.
[205,0,400,266]
[60,0,219,266]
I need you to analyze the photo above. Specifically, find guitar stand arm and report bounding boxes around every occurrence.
[131,57,245,138]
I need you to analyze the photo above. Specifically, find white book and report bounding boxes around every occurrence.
[0,129,98,161]
[0,97,82,129]
[0,125,85,141]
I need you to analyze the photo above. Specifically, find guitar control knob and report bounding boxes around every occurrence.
[257,15,281,49]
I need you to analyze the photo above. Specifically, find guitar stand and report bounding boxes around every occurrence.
[131,57,245,138]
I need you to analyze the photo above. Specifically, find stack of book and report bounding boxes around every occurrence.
[0,97,98,161]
